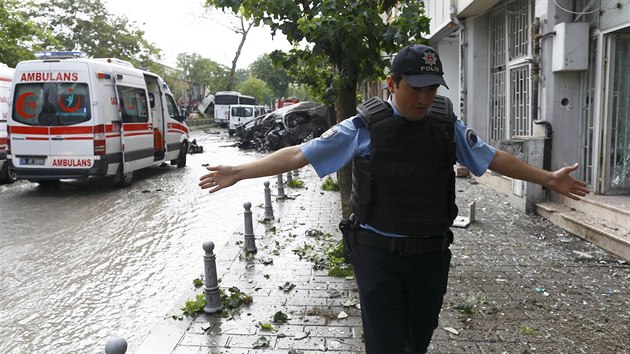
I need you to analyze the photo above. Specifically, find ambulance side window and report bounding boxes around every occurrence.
[117,86,148,123]
[165,94,184,122]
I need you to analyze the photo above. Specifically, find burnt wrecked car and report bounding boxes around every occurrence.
[235,101,330,151]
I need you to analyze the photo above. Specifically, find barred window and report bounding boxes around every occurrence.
[488,0,533,141]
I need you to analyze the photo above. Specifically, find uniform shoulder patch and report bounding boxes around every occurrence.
[321,126,339,139]
[465,128,478,148]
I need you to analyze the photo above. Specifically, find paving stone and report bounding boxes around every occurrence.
[304,325,352,338]
[274,335,327,350]
[224,334,277,350]
[179,332,228,347]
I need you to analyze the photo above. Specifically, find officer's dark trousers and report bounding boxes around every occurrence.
[349,243,451,353]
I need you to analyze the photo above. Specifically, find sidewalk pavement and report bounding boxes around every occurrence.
[137,168,630,354]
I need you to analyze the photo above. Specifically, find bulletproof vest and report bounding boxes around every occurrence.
[350,96,458,236]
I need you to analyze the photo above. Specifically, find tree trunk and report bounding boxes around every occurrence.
[335,81,358,219]
[226,18,253,91]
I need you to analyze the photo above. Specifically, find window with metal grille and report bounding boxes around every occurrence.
[489,10,506,141]
[580,37,597,186]
[508,0,530,60]
[510,65,531,136]
[488,0,533,141]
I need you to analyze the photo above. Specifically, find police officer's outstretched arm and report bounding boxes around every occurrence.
[199,145,309,193]
[488,149,590,200]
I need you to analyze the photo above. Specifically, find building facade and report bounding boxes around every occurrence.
[425,0,630,211]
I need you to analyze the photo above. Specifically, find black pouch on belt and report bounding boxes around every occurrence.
[338,213,359,262]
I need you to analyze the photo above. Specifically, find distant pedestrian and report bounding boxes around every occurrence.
[199,44,590,353]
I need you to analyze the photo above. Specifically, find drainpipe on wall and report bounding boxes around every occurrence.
[532,17,555,173]
[445,4,466,120]
[449,8,466,121]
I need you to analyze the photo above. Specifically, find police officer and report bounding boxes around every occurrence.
[199,44,590,353]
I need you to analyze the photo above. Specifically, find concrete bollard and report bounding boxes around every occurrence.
[264,181,274,220]
[276,174,286,198]
[286,171,293,183]
[105,336,127,354]
[202,241,224,314]
[243,202,257,253]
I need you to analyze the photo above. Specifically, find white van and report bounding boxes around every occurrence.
[7,52,190,186]
[228,104,256,136]
[0,63,15,183]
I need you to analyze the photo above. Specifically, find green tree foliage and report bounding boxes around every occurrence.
[156,66,189,105]
[205,0,429,115]
[271,50,335,104]
[34,0,162,66]
[248,53,292,98]
[234,68,249,87]
[177,53,230,94]
[206,0,430,217]
[237,77,272,106]
[0,0,55,66]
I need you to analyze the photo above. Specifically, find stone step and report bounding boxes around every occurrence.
[555,194,630,227]
[535,201,630,261]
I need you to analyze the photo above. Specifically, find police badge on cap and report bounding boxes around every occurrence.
[391,44,449,89]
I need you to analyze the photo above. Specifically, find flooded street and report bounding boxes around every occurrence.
[0,128,270,353]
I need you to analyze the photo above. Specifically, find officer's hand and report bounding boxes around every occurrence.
[199,165,238,193]
[547,163,590,200]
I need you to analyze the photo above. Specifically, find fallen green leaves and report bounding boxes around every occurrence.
[454,304,474,315]
[321,176,340,191]
[222,286,253,310]
[181,293,206,316]
[520,325,537,335]
[252,336,270,348]
[178,286,253,318]
[257,321,274,331]
[273,310,289,324]
[287,179,305,188]
[279,281,296,292]
[452,292,490,316]
[292,232,354,277]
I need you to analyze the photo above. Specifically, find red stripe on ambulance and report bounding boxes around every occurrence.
[10,126,49,135]
[50,126,93,135]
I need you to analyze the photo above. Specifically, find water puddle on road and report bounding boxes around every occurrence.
[0,130,272,353]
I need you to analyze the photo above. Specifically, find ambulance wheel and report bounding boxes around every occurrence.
[6,167,17,183]
[175,142,188,168]
[0,163,16,184]
[113,165,133,187]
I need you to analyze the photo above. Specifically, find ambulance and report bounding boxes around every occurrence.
[0,63,15,183]
[7,52,190,186]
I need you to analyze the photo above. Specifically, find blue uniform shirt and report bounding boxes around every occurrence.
[300,99,496,237]
[301,100,496,178]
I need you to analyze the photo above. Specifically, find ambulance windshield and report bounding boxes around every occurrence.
[13,82,91,126]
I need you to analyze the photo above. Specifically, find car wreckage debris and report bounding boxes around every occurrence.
[234,101,330,152]
[189,139,204,154]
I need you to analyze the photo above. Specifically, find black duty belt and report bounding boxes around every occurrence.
[355,229,453,255]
